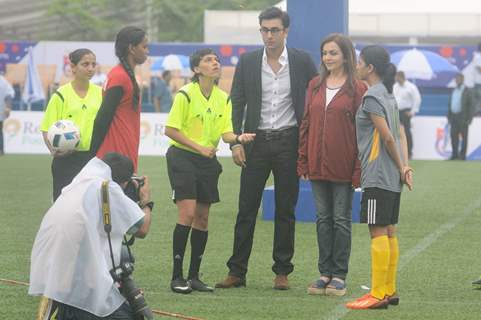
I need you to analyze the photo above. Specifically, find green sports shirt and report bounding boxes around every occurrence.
[166,82,233,154]
[40,82,102,151]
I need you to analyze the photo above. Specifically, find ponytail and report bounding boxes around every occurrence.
[119,56,140,110]
[382,63,397,94]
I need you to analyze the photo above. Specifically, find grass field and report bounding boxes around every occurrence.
[1,155,481,320]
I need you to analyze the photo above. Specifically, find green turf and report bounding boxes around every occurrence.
[1,155,481,319]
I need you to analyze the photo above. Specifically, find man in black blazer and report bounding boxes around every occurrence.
[216,7,317,290]
[448,73,475,160]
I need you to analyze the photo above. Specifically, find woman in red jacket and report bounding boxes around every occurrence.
[298,33,366,297]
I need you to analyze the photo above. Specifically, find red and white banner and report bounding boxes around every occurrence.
[3,112,481,159]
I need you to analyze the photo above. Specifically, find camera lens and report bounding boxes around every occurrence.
[121,277,153,320]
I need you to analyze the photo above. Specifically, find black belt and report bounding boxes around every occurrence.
[256,127,297,140]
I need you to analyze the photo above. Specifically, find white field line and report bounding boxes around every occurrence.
[323,196,481,320]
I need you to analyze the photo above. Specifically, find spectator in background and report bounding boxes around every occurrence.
[0,73,14,155]
[393,71,421,159]
[447,73,475,160]
[91,64,107,87]
[472,43,481,115]
[151,70,173,112]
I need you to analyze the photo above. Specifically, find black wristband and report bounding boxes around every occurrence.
[235,135,241,144]
[140,201,154,211]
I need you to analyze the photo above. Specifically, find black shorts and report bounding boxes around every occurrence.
[166,146,222,204]
[360,187,401,225]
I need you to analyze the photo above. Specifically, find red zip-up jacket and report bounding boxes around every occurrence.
[297,76,367,187]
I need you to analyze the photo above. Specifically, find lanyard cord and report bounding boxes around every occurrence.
[101,181,117,270]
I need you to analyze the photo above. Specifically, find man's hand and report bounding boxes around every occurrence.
[237,133,256,144]
[198,146,217,158]
[138,176,151,204]
[232,144,246,167]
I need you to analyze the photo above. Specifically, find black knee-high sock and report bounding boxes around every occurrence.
[188,228,208,280]
[172,224,191,280]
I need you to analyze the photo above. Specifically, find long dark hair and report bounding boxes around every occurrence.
[314,33,357,95]
[69,48,95,65]
[114,26,146,110]
[189,48,219,84]
[360,45,396,93]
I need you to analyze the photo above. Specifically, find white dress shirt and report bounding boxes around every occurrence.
[472,52,481,85]
[393,80,421,114]
[259,46,296,130]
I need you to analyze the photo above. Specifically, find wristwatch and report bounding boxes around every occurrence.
[140,201,154,211]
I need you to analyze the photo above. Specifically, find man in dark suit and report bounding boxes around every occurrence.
[448,73,475,160]
[216,7,317,290]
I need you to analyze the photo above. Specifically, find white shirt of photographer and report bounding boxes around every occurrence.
[29,157,144,317]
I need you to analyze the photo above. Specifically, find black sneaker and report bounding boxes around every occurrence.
[189,278,214,292]
[170,278,192,294]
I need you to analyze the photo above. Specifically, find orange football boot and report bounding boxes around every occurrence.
[346,294,389,309]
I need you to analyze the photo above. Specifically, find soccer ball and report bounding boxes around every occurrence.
[47,120,81,152]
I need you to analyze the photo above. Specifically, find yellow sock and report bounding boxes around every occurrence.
[386,236,399,296]
[371,235,390,299]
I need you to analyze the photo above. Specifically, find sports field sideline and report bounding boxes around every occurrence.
[1,155,481,319]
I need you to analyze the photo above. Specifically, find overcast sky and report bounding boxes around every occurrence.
[349,0,481,14]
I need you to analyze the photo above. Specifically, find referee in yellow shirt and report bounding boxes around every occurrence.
[165,48,255,294]
[41,48,102,200]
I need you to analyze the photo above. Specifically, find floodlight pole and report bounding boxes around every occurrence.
[287,0,348,66]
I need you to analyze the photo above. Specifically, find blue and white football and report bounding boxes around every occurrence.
[47,120,80,152]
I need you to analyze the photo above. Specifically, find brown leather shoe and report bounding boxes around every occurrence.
[273,274,289,290]
[215,275,246,289]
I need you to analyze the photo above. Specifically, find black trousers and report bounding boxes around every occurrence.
[449,114,469,160]
[227,128,299,277]
[51,151,93,200]
[399,109,413,158]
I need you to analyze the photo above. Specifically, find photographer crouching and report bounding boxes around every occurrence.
[29,152,154,320]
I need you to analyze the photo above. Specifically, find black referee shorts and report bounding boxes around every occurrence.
[166,146,222,204]
[51,151,92,201]
[360,187,401,225]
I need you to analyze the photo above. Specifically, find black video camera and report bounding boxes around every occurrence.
[124,176,145,202]
[110,245,153,320]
